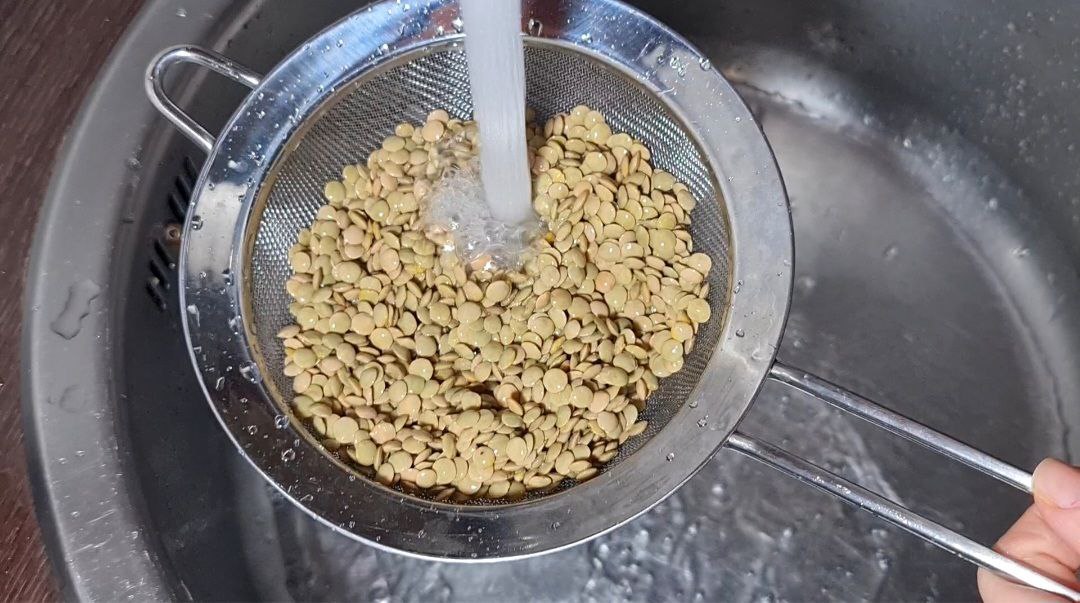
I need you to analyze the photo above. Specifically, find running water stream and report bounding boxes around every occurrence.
[458,0,533,224]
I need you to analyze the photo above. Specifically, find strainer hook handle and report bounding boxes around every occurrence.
[725,362,1079,600]
[145,45,262,153]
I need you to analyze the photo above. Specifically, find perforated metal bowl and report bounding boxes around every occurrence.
[146,0,1077,597]
[250,42,737,487]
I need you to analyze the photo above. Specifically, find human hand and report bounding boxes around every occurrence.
[978,458,1080,602]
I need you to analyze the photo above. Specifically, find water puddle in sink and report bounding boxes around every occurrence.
[51,279,102,339]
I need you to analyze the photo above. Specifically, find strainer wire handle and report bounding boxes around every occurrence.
[726,361,1077,600]
[726,433,1080,601]
[768,362,1034,492]
[145,45,262,153]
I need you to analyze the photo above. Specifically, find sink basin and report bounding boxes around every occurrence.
[25,0,1080,600]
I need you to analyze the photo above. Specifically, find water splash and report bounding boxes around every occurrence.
[422,160,540,268]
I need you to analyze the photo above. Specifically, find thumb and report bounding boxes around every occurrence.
[1032,458,1080,560]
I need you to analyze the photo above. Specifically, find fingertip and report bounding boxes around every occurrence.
[1033,458,1080,510]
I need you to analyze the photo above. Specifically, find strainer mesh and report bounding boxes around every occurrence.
[247,43,730,498]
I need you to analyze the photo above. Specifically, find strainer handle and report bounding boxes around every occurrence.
[768,362,1034,492]
[145,45,262,153]
[724,362,1079,601]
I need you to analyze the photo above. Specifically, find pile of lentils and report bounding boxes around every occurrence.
[277,105,713,501]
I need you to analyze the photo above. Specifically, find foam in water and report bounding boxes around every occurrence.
[422,160,540,269]
[459,0,534,225]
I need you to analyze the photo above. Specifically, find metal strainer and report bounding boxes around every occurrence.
[146,0,1077,597]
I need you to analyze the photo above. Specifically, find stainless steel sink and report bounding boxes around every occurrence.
[25,0,1080,600]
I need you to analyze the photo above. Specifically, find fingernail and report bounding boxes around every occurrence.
[1032,458,1080,509]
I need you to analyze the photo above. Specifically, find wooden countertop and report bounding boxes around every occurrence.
[0,2,141,600]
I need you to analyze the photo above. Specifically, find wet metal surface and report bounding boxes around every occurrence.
[24,0,1080,600]
[223,74,1073,601]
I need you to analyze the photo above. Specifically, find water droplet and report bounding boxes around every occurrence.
[274,415,290,429]
[902,137,913,148]
[175,7,187,17]
[987,197,1000,210]
[688,400,698,408]
[666,452,675,461]
[580,32,592,43]
[1013,246,1030,258]
[696,416,709,428]
[185,304,200,327]
[190,215,204,230]
[239,362,262,383]
[214,376,225,391]
[246,424,258,435]
[698,57,712,70]
[378,43,390,55]
[281,448,296,462]
[882,244,899,260]
[734,116,742,122]
[451,17,464,32]
[733,280,743,294]
[667,55,687,76]
[50,279,101,339]
[527,18,543,36]
[735,328,745,337]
